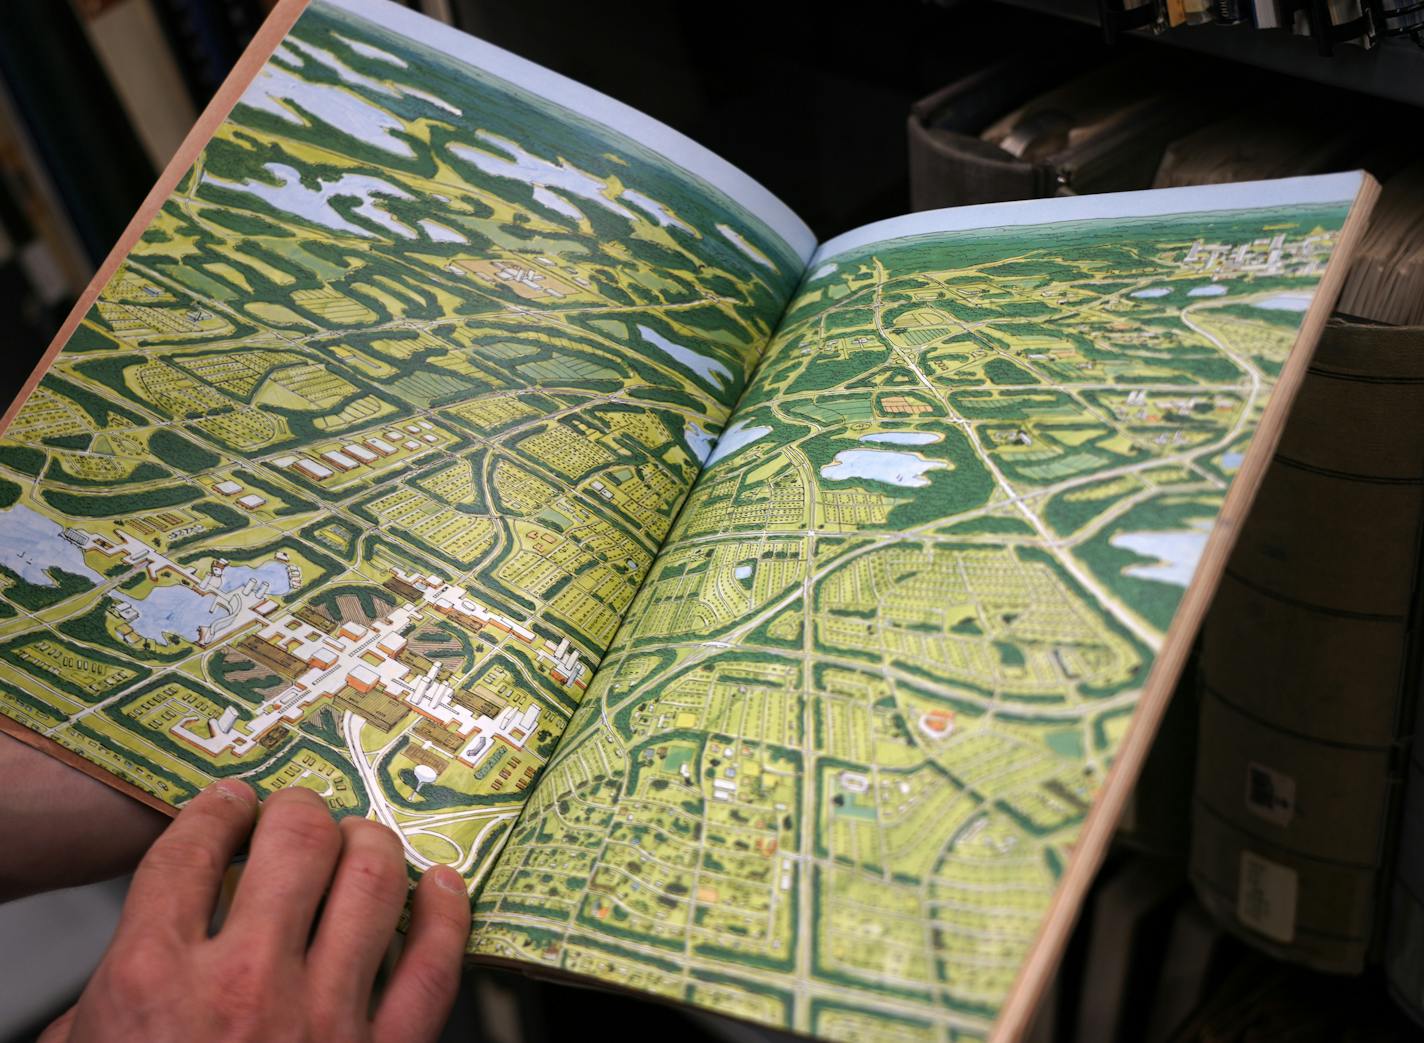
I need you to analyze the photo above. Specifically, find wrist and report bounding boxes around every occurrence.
[0,732,167,902]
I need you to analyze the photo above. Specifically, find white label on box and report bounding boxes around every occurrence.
[1245,761,1295,827]
[1238,850,1297,943]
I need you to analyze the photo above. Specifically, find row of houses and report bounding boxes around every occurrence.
[275,421,442,483]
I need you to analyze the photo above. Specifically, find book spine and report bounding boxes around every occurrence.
[73,0,199,173]
[149,0,266,107]
[0,78,89,300]
[0,0,154,265]
[0,101,80,370]
[1189,319,1424,974]
[416,0,454,25]
[1253,0,1282,28]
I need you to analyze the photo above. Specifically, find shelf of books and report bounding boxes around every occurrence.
[994,0,1424,108]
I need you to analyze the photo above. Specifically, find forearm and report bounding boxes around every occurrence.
[0,732,166,902]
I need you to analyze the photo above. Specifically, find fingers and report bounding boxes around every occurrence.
[306,818,409,1016]
[119,779,256,942]
[222,786,341,954]
[372,866,471,1043]
[36,1005,75,1043]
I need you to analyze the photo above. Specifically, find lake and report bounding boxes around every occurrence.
[418,219,465,243]
[1109,526,1210,587]
[221,561,292,596]
[332,32,407,69]
[861,431,940,446]
[0,503,101,587]
[717,223,775,270]
[622,189,692,233]
[206,163,414,240]
[1253,293,1313,312]
[705,421,771,467]
[821,449,946,488]
[120,558,292,645]
[638,324,733,390]
[116,584,222,645]
[239,62,414,158]
[451,131,638,225]
[683,421,717,465]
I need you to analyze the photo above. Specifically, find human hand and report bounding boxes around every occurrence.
[39,781,472,1043]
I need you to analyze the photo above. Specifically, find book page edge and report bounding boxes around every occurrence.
[0,0,315,815]
[0,712,176,817]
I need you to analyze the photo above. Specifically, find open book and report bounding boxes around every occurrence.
[0,0,1376,1038]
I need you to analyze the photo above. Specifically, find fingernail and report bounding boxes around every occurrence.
[209,779,256,805]
[428,865,467,895]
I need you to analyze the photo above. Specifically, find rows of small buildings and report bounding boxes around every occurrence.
[274,421,441,483]
[173,589,540,771]
[56,523,582,787]
[167,571,585,782]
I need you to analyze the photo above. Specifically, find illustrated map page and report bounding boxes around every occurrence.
[0,0,806,890]
[0,0,1368,1036]
[471,178,1365,1040]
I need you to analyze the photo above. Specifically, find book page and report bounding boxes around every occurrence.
[470,174,1373,1039]
[0,0,811,893]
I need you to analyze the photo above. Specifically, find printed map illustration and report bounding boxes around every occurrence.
[469,204,1352,1037]
[0,0,799,888]
[0,0,1361,1036]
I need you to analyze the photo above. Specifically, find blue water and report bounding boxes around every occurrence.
[1188,284,1228,297]
[220,561,292,596]
[637,324,733,390]
[418,219,465,243]
[531,186,581,220]
[1253,294,1313,312]
[717,224,775,270]
[1131,287,1172,298]
[1109,528,1209,587]
[860,431,940,446]
[1220,451,1245,471]
[821,449,946,488]
[0,504,101,586]
[683,421,717,465]
[451,132,637,224]
[621,189,692,233]
[238,64,414,159]
[332,32,407,69]
[205,163,414,239]
[705,421,771,467]
[118,585,221,645]
[121,558,290,645]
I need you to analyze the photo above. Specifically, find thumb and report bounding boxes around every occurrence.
[38,1004,77,1043]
